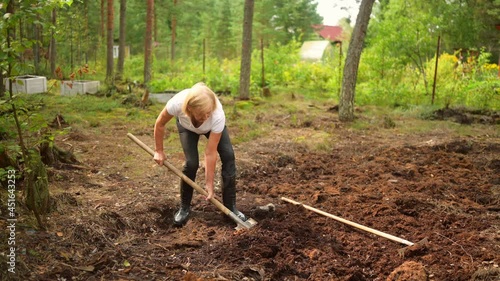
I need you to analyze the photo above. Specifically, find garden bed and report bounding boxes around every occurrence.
[3,75,47,94]
[60,80,100,96]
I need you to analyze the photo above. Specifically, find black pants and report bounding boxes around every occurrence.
[176,119,236,182]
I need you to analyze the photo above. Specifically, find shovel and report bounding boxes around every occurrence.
[127,133,257,230]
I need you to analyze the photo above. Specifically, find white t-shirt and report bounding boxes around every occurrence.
[166,89,225,134]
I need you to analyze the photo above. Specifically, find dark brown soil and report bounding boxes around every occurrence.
[1,105,499,281]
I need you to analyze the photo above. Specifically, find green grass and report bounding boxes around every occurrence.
[32,93,163,128]
[3,90,498,156]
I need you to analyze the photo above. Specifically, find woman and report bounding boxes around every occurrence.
[153,82,247,226]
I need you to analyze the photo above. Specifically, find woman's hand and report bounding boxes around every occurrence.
[205,184,214,201]
[153,151,166,165]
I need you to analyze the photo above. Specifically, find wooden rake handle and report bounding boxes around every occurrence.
[127,133,253,229]
[281,197,414,246]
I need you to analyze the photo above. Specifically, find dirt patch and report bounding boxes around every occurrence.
[386,261,427,281]
[430,107,499,125]
[1,111,499,281]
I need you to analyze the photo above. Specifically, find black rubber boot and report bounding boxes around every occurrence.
[222,176,247,222]
[173,181,193,226]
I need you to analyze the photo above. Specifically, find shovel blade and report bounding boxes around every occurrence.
[235,217,258,231]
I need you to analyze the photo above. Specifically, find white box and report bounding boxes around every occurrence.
[4,75,47,94]
[61,80,100,96]
[149,92,175,103]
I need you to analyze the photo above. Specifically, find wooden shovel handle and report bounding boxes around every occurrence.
[281,197,414,246]
[127,133,251,229]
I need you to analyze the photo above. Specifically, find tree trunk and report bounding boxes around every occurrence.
[106,0,114,84]
[77,20,81,66]
[84,0,89,64]
[116,0,127,80]
[100,0,105,43]
[50,8,57,78]
[33,17,40,74]
[339,0,375,122]
[171,0,177,62]
[19,18,23,64]
[153,1,158,44]
[70,22,74,71]
[0,71,3,98]
[238,0,254,100]
[142,0,154,103]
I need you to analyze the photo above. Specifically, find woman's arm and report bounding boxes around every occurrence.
[204,132,222,200]
[153,106,174,165]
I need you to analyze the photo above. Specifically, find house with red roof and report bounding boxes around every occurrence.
[299,25,344,61]
[312,25,344,43]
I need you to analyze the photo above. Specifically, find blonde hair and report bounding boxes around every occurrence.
[182,82,217,118]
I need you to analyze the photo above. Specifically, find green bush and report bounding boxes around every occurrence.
[358,47,498,110]
[118,42,497,110]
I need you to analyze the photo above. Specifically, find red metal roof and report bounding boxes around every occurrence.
[313,25,344,42]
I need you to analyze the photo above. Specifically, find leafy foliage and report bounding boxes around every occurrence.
[1,0,499,111]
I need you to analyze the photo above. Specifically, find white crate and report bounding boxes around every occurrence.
[61,80,100,96]
[4,75,47,94]
[149,92,176,103]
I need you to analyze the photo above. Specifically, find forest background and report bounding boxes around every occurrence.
[1,0,499,110]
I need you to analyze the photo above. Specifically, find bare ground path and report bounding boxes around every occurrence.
[1,106,499,281]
